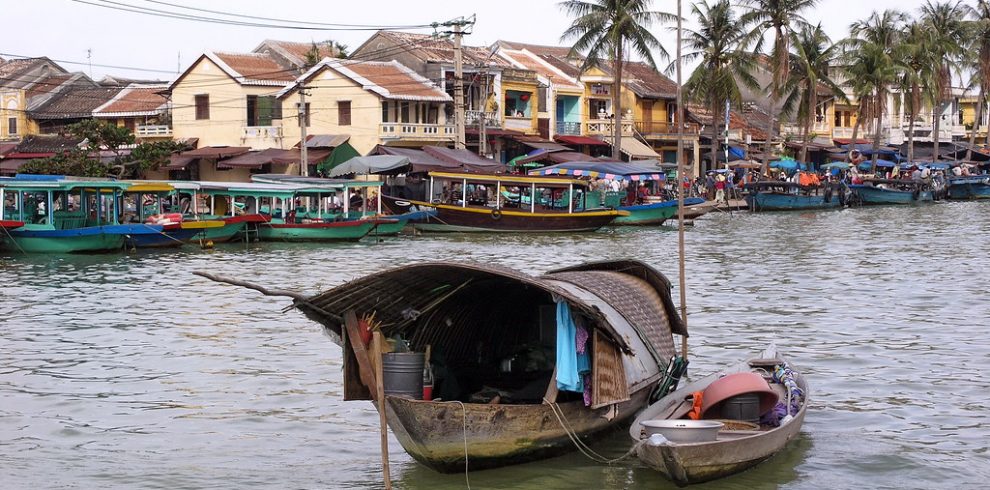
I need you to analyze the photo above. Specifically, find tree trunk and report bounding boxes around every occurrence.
[871,93,883,174]
[611,42,623,161]
[933,99,942,163]
[801,86,817,164]
[710,96,719,173]
[967,86,985,161]
[762,103,773,175]
[908,83,917,163]
[849,100,863,161]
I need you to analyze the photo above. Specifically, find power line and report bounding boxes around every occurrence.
[137,0,435,29]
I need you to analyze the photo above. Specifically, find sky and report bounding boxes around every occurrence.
[2,0,931,81]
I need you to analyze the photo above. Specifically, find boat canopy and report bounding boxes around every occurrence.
[528,161,667,181]
[326,155,411,177]
[428,170,590,187]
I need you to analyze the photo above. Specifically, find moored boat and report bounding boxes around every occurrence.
[207,259,685,472]
[614,197,706,226]
[945,175,990,200]
[170,182,270,243]
[744,181,844,211]
[382,171,626,232]
[848,179,933,204]
[632,346,808,486]
[119,183,224,248]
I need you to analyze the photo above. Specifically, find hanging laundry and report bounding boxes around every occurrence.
[555,300,582,392]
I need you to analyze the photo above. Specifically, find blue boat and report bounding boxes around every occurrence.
[744,182,844,211]
[946,175,990,200]
[613,197,706,225]
[848,181,933,205]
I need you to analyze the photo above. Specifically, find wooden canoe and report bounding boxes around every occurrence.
[632,347,808,486]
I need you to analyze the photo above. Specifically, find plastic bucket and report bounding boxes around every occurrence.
[381,352,425,399]
[720,393,761,423]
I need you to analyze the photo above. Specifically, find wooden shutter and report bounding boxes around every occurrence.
[591,329,629,409]
[195,94,210,120]
[338,101,351,126]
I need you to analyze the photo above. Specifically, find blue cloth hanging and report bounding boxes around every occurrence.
[555,300,583,392]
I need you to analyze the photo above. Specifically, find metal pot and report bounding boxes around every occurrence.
[640,419,724,443]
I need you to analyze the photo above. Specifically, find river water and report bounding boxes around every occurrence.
[2,202,988,489]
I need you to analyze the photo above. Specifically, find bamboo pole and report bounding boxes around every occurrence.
[676,0,689,361]
[372,331,392,489]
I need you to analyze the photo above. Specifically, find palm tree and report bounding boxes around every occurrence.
[895,21,937,164]
[780,24,846,163]
[678,0,758,171]
[740,0,818,171]
[560,0,672,160]
[846,10,905,171]
[919,0,968,162]
[965,1,990,156]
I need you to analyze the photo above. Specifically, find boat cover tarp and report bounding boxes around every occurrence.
[327,155,411,177]
[422,146,507,173]
[372,146,461,173]
[529,161,666,181]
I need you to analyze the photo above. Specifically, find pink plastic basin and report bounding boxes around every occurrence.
[701,372,779,419]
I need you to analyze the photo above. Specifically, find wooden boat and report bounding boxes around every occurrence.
[613,197,706,226]
[744,182,844,211]
[277,259,686,472]
[382,171,626,233]
[946,175,990,200]
[119,183,224,248]
[170,182,270,243]
[632,346,808,486]
[0,179,127,253]
[848,179,933,204]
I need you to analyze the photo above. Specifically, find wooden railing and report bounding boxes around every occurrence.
[635,121,701,136]
[136,125,172,137]
[379,123,455,140]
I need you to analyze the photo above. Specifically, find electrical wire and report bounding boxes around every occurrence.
[137,0,436,29]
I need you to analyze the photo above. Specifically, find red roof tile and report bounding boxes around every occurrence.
[343,61,448,100]
[94,85,168,116]
[369,31,512,67]
[30,86,123,119]
[212,52,296,83]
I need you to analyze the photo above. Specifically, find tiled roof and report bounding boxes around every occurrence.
[210,51,296,84]
[498,41,577,59]
[686,103,771,141]
[24,73,75,100]
[13,135,86,153]
[0,58,45,81]
[30,86,123,120]
[606,61,678,99]
[93,84,168,117]
[536,54,582,78]
[369,31,511,67]
[280,58,449,102]
[499,49,582,91]
[255,39,344,69]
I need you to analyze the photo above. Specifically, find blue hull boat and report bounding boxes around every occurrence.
[745,192,842,211]
[614,197,706,225]
[849,184,933,204]
[946,177,990,200]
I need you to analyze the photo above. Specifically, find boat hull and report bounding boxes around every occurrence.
[745,192,842,211]
[849,185,933,204]
[613,198,706,226]
[946,182,990,200]
[258,220,376,241]
[2,226,125,253]
[0,220,24,230]
[382,389,649,473]
[124,225,200,248]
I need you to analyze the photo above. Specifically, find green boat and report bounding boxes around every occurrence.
[612,197,707,226]
[0,178,128,253]
[168,181,270,243]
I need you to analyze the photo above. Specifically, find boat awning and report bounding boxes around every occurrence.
[609,137,660,159]
[509,135,571,153]
[180,146,251,159]
[373,146,460,173]
[422,146,507,173]
[298,134,351,149]
[217,148,287,168]
[555,135,608,146]
[327,155,411,177]
[529,161,667,181]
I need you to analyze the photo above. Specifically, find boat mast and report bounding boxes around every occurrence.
[675,0,689,360]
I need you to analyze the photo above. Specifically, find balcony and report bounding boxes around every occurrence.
[242,126,282,139]
[135,125,172,137]
[379,123,455,141]
[555,121,582,136]
[780,122,830,137]
[586,118,635,137]
[636,121,701,138]
[504,116,536,133]
[464,110,499,127]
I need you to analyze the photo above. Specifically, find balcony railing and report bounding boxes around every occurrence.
[380,123,455,140]
[555,121,582,136]
[135,125,172,137]
[464,110,499,127]
[242,126,282,139]
[635,121,701,137]
[586,118,635,136]
[780,122,830,136]
[504,116,535,132]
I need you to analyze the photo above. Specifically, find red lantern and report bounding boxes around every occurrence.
[520,93,530,101]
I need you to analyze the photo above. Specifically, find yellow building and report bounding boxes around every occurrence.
[276,57,453,155]
[0,57,70,142]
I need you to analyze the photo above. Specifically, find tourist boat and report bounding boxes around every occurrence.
[945,175,990,200]
[744,181,844,211]
[201,259,685,472]
[0,219,24,231]
[382,171,626,232]
[251,174,415,236]
[170,182,270,243]
[528,161,705,226]
[632,345,808,486]
[120,182,224,248]
[0,178,128,253]
[848,179,933,204]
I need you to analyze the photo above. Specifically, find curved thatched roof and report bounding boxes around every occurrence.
[294,260,681,366]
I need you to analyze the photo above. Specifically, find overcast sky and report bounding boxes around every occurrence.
[2,0,932,81]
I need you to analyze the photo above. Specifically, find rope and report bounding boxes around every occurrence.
[139,223,187,245]
[0,224,27,254]
[541,399,639,465]
[449,401,471,490]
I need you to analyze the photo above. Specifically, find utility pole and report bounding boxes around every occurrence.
[453,21,466,150]
[675,0,689,361]
[479,67,488,156]
[299,87,310,177]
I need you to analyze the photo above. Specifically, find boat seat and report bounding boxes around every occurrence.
[52,211,87,230]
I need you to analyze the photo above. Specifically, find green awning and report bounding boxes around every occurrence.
[317,142,360,175]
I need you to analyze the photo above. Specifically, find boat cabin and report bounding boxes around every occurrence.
[425,171,604,213]
[1,178,128,229]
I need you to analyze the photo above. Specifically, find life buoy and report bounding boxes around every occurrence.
[491,209,502,220]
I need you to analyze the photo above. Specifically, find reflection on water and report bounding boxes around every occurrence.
[2,202,989,488]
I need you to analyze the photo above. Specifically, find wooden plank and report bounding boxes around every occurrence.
[372,331,392,489]
[342,321,372,401]
[343,310,378,400]
[591,329,630,409]
[543,366,559,404]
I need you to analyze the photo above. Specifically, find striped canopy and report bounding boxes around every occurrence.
[529,161,667,181]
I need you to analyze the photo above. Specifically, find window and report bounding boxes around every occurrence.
[505,90,532,117]
[8,117,17,135]
[247,95,280,126]
[537,87,548,113]
[338,100,351,126]
[194,94,210,120]
[400,102,410,123]
[382,101,391,123]
[296,102,311,127]
[123,119,135,133]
